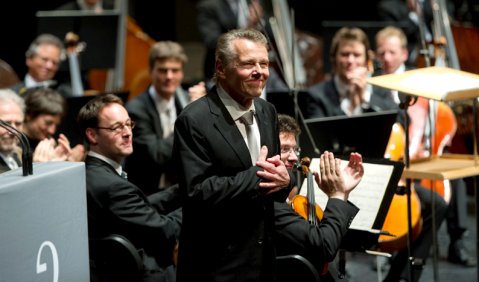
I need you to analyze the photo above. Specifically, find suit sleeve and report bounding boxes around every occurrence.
[274,199,359,267]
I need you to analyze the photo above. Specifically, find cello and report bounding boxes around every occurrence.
[379,123,423,252]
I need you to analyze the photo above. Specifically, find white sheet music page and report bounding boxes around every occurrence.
[299,158,394,231]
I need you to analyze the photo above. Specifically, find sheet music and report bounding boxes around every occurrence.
[299,158,394,231]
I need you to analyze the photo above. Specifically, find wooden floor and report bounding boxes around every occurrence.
[343,195,478,282]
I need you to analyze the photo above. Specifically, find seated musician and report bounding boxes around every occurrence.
[77,93,182,282]
[10,34,75,98]
[22,87,85,162]
[275,113,363,280]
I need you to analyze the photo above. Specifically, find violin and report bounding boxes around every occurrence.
[290,157,327,274]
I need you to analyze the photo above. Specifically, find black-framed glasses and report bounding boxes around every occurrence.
[96,120,135,134]
[280,146,301,156]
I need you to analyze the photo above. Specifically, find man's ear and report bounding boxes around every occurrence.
[85,128,98,145]
[215,60,226,80]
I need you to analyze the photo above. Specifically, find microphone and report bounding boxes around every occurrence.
[0,120,32,176]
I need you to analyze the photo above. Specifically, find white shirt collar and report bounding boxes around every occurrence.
[217,84,255,122]
[88,151,123,175]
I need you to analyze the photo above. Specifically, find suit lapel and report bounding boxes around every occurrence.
[254,99,274,156]
[207,90,254,167]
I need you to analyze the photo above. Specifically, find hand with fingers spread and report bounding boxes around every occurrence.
[256,145,291,196]
[314,151,364,201]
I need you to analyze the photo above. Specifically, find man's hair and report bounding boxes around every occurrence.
[77,93,124,145]
[25,34,66,61]
[215,28,269,73]
[0,89,26,114]
[330,27,372,68]
[24,88,66,119]
[148,41,188,70]
[278,114,301,137]
[375,26,408,49]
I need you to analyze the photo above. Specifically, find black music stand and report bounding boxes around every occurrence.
[368,66,479,282]
[36,10,120,71]
[299,110,398,159]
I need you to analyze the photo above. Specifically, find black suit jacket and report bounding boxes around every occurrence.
[125,88,189,194]
[85,155,182,272]
[0,153,21,174]
[173,88,290,282]
[10,81,74,98]
[274,199,359,275]
[304,79,398,118]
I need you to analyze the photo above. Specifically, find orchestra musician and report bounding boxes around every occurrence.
[77,93,182,282]
[124,41,206,195]
[0,89,24,173]
[10,34,74,98]
[276,113,365,281]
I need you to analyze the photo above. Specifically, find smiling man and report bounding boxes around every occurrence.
[173,28,292,282]
[125,41,206,195]
[77,93,182,282]
[0,89,25,173]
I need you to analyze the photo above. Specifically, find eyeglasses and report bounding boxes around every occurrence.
[96,121,135,134]
[280,146,301,156]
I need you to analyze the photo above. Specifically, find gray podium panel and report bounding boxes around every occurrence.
[0,162,89,282]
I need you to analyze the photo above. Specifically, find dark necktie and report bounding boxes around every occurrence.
[239,110,259,164]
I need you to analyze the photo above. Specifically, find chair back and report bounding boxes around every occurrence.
[276,254,321,282]
[89,234,143,282]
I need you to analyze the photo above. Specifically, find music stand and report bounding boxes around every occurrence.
[368,66,479,282]
[299,110,398,159]
[36,10,120,71]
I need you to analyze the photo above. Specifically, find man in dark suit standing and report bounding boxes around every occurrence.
[125,41,205,195]
[77,94,182,282]
[173,28,292,282]
[304,27,397,119]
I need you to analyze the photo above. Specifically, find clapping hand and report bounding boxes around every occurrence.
[314,151,364,201]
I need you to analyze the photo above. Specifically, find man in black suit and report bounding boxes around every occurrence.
[77,93,182,282]
[304,27,397,119]
[0,89,24,173]
[173,28,292,282]
[173,28,363,282]
[125,41,206,195]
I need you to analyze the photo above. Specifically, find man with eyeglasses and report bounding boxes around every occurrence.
[77,93,182,282]
[11,34,75,98]
[278,114,302,202]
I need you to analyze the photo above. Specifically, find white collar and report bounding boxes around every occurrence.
[88,151,124,175]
